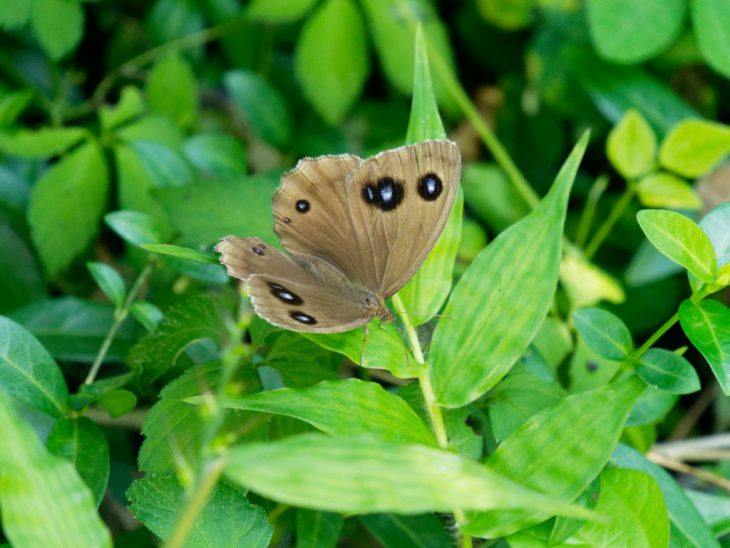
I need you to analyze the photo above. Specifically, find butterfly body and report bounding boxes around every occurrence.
[216,140,461,333]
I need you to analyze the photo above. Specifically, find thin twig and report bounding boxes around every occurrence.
[648,451,730,492]
[584,185,636,259]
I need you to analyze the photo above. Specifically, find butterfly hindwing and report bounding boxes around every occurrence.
[215,236,372,333]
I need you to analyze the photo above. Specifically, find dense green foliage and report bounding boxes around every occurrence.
[1,0,730,546]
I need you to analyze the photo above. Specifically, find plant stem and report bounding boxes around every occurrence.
[584,185,636,259]
[84,260,155,385]
[162,457,226,548]
[575,175,609,248]
[391,294,471,548]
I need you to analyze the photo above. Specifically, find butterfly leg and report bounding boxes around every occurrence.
[360,324,370,367]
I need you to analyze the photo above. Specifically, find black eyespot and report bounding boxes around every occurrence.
[283,217,291,224]
[252,246,265,256]
[290,311,317,325]
[296,200,310,213]
[362,177,404,211]
[268,282,303,305]
[417,173,443,201]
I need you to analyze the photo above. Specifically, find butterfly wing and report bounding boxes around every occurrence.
[216,236,372,333]
[273,153,364,283]
[343,140,461,297]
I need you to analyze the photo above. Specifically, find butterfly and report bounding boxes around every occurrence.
[216,140,461,333]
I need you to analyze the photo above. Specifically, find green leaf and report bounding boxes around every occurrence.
[10,297,138,363]
[636,209,717,283]
[146,53,198,129]
[572,468,668,546]
[0,127,87,158]
[225,434,596,518]
[98,389,137,418]
[612,443,720,547]
[659,119,730,178]
[296,509,342,548]
[31,0,84,60]
[586,0,685,64]
[104,210,168,246]
[28,141,109,277]
[699,202,730,270]
[130,301,164,331]
[99,86,144,131]
[465,375,645,538]
[573,307,634,361]
[224,70,292,147]
[128,294,223,387]
[155,175,277,247]
[476,0,534,30]
[295,0,369,124]
[0,220,45,313]
[359,513,452,548]
[636,172,703,210]
[627,386,678,426]
[87,262,126,308]
[262,332,340,388]
[606,109,656,179]
[203,379,436,446]
[46,417,109,507]
[141,243,218,264]
[0,316,69,418]
[635,348,700,394]
[679,299,730,395]
[462,163,531,232]
[686,490,730,538]
[692,0,730,79]
[304,321,425,379]
[182,133,247,178]
[246,0,318,22]
[0,90,33,127]
[430,133,588,407]
[560,246,626,310]
[0,391,111,547]
[127,475,271,547]
[131,140,194,188]
[139,362,264,474]
[0,0,32,28]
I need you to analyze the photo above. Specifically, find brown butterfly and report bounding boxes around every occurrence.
[216,140,461,333]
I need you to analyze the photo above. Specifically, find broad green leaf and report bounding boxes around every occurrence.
[204,379,435,445]
[128,294,223,387]
[0,127,86,158]
[10,297,138,363]
[0,316,69,418]
[606,109,656,179]
[686,490,730,537]
[146,53,198,129]
[465,375,644,538]
[560,247,625,310]
[127,475,271,547]
[99,86,144,131]
[28,141,109,277]
[141,243,218,264]
[659,119,730,178]
[155,175,277,247]
[295,0,369,124]
[246,0,318,22]
[462,163,531,232]
[360,0,457,111]
[572,468,668,547]
[31,0,84,60]
[431,133,588,407]
[46,417,109,506]
[573,307,634,361]
[476,0,534,30]
[131,140,193,188]
[261,332,340,389]
[359,513,452,548]
[637,172,703,210]
[98,389,137,418]
[87,262,126,308]
[304,321,424,379]
[0,391,110,547]
[139,361,264,473]
[225,434,596,518]
[693,0,730,79]
[612,443,719,548]
[224,70,292,147]
[182,133,247,178]
[679,299,730,395]
[0,0,31,28]
[114,144,171,226]
[586,0,685,64]
[296,509,342,548]
[627,386,678,426]
[636,209,717,283]
[105,210,168,246]
[635,348,700,394]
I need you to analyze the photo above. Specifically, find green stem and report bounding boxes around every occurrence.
[584,185,636,259]
[575,175,609,248]
[391,294,471,548]
[84,260,155,385]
